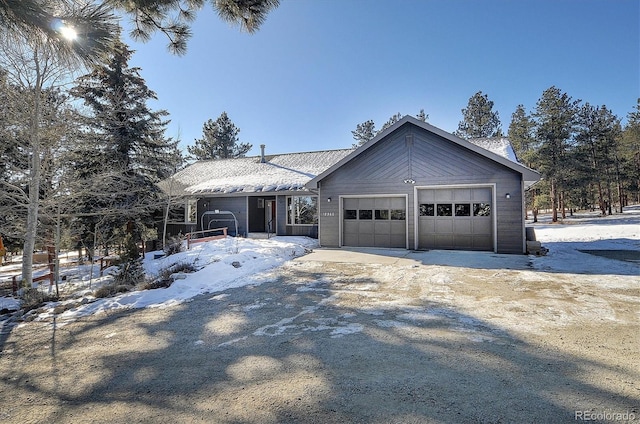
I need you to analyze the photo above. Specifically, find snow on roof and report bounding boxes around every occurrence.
[163,149,354,195]
[467,137,519,163]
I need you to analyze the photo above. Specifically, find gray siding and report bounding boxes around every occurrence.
[198,197,248,236]
[317,125,525,253]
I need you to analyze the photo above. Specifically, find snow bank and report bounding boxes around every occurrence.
[51,237,317,321]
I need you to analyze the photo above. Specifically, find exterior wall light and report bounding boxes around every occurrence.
[505,193,511,199]
[327,197,332,203]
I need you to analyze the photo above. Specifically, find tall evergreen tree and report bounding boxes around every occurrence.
[456,91,502,139]
[69,40,182,259]
[532,86,579,222]
[574,104,623,214]
[620,99,640,204]
[508,104,537,166]
[187,112,251,160]
[508,104,540,220]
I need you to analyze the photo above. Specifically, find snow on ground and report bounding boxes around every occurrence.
[0,207,638,325]
[529,205,639,276]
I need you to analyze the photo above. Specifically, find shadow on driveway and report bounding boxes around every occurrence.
[1,261,637,423]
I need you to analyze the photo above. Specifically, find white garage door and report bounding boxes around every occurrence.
[343,197,406,248]
[417,187,493,251]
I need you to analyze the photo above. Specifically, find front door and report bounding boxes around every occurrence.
[265,200,275,233]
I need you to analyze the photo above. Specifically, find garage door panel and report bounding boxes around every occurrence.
[454,219,472,233]
[435,234,454,248]
[389,234,406,248]
[473,235,492,250]
[455,189,471,201]
[472,187,492,202]
[343,233,358,246]
[454,234,472,248]
[343,221,359,234]
[434,219,453,234]
[473,218,491,234]
[358,233,374,246]
[435,190,452,202]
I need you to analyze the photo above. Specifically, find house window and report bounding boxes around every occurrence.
[287,196,318,225]
[186,199,197,223]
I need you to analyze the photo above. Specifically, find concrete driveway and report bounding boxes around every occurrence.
[1,249,637,423]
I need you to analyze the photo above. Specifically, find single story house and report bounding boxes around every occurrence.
[161,116,540,254]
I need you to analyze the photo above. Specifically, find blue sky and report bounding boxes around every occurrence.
[123,0,639,156]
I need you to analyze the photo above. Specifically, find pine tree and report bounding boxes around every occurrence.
[1,1,279,56]
[351,120,376,147]
[620,99,640,204]
[68,40,181,262]
[0,0,118,65]
[456,91,502,139]
[351,110,428,147]
[508,104,537,166]
[508,104,540,220]
[532,86,579,222]
[380,112,403,133]
[187,112,251,160]
[574,104,623,214]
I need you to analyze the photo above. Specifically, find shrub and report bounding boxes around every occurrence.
[164,236,184,256]
[94,283,132,299]
[20,288,58,313]
[114,259,144,286]
[141,261,198,291]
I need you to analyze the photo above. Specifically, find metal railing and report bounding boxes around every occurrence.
[185,227,228,250]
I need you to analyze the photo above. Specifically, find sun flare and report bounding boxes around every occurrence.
[60,25,77,41]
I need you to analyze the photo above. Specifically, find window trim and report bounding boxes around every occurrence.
[186,199,197,224]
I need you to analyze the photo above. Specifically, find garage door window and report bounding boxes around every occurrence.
[345,209,357,219]
[375,209,390,220]
[359,210,373,220]
[437,204,452,216]
[455,204,471,216]
[473,203,491,216]
[420,204,435,216]
[390,209,405,220]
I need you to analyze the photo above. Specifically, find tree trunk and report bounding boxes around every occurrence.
[20,65,43,287]
[614,154,624,212]
[596,180,606,215]
[551,178,558,222]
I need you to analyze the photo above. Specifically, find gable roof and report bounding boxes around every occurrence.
[160,149,354,196]
[307,116,540,189]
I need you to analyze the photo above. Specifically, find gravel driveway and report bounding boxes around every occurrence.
[1,250,638,423]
